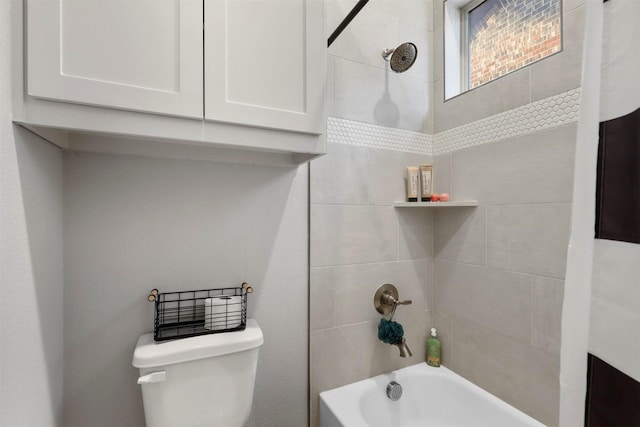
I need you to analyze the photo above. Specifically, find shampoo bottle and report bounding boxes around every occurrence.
[427,328,441,367]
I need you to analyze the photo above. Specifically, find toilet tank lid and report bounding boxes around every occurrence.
[132,319,263,368]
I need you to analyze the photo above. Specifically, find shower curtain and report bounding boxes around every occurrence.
[560,0,640,425]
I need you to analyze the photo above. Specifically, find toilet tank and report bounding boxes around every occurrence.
[133,319,263,427]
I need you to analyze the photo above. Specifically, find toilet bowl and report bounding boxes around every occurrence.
[132,319,263,427]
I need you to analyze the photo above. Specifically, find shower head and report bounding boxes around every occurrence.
[382,42,417,73]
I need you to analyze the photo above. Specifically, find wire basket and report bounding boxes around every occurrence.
[148,283,253,342]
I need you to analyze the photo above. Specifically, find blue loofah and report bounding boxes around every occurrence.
[378,318,404,345]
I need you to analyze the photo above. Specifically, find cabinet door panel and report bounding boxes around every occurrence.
[205,0,324,134]
[27,0,203,118]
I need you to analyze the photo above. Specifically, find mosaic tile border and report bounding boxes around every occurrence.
[328,88,581,156]
[434,88,582,155]
[327,117,433,156]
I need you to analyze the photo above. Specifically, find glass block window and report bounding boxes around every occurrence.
[465,0,562,89]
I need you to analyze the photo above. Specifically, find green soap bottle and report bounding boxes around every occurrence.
[427,328,441,367]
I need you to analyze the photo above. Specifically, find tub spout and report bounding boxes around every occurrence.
[397,337,412,357]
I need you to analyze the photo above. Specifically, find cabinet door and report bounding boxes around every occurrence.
[204,0,324,134]
[27,0,203,118]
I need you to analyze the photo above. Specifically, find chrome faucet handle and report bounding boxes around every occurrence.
[396,299,412,305]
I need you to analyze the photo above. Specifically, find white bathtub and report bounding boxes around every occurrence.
[319,363,544,427]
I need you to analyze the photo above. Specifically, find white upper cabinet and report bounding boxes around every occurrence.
[204,0,324,134]
[17,0,326,165]
[27,0,204,118]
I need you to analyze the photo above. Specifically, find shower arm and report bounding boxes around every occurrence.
[327,0,370,47]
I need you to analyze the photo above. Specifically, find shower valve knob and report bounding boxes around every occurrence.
[374,284,412,314]
[380,292,411,306]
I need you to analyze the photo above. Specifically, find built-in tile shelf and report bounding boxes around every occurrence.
[394,200,479,208]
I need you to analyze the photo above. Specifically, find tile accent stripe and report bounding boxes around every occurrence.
[327,117,433,155]
[328,88,581,156]
[434,88,582,155]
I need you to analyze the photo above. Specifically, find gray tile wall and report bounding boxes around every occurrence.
[432,124,577,426]
[312,1,582,426]
[310,5,433,425]
[313,1,435,423]
[429,1,583,423]
[309,142,434,425]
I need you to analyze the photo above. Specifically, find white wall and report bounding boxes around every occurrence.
[0,125,64,426]
[3,1,308,425]
[63,152,308,427]
[1,2,65,424]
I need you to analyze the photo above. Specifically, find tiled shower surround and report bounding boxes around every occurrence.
[312,1,584,425]
[310,136,435,425]
[311,109,575,427]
